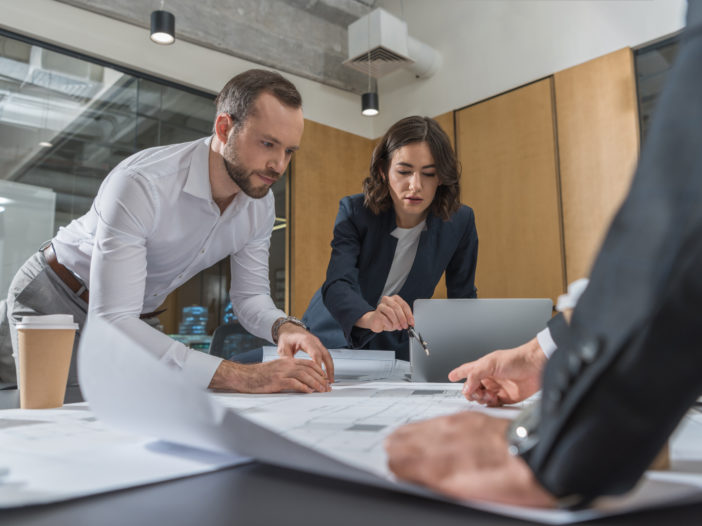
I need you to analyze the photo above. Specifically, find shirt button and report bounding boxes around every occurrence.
[201,249,205,254]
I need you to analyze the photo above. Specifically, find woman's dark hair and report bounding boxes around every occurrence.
[214,69,302,132]
[363,116,461,220]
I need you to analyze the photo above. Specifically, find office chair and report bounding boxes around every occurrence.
[208,322,267,363]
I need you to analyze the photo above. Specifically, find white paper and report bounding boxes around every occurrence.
[34,316,702,522]
[213,382,522,479]
[0,404,246,507]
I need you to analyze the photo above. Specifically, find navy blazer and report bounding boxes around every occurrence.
[303,194,478,360]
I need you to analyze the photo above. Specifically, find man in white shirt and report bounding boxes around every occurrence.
[4,69,333,393]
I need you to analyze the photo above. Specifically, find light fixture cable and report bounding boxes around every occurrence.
[361,10,378,116]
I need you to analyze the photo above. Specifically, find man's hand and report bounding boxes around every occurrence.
[276,322,335,383]
[209,357,330,393]
[448,337,547,406]
[356,295,414,333]
[385,412,555,507]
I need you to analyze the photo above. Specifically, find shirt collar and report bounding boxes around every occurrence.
[391,219,427,239]
[182,136,215,201]
[185,136,258,215]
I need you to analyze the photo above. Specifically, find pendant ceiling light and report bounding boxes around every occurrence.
[361,91,379,117]
[361,14,378,117]
[150,1,175,45]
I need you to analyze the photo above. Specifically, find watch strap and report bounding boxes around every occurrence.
[271,316,308,343]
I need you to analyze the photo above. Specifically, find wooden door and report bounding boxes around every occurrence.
[456,78,565,303]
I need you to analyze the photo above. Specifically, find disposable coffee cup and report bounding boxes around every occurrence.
[16,314,78,409]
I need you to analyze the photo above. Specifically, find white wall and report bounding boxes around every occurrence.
[1,0,689,139]
[374,0,687,133]
[0,0,374,139]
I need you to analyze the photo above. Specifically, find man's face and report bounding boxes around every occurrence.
[222,92,304,199]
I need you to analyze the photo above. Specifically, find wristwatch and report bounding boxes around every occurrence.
[506,403,541,457]
[271,316,308,343]
[507,402,586,509]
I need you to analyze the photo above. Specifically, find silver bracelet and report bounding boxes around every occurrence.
[271,316,308,343]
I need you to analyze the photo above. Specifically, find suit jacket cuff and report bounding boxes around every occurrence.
[547,313,572,350]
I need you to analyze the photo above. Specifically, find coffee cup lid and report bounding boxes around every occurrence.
[16,314,79,330]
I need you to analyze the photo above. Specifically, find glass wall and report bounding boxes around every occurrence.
[0,30,288,349]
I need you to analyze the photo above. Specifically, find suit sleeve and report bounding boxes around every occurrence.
[546,313,571,349]
[322,198,376,346]
[527,246,702,504]
[445,206,478,298]
[523,6,702,504]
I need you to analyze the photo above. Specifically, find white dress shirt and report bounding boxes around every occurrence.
[53,137,286,388]
[536,278,590,358]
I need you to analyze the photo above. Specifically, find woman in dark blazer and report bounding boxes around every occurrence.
[303,116,478,360]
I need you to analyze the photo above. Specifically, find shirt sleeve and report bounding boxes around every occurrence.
[541,279,590,357]
[88,169,222,389]
[228,197,286,342]
[556,278,590,311]
[536,327,557,358]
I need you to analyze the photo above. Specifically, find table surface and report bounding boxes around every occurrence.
[3,389,702,526]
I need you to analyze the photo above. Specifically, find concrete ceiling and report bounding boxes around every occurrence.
[55,0,377,94]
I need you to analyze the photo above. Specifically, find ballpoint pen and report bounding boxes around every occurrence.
[408,326,430,356]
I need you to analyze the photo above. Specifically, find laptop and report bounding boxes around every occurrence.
[410,298,553,382]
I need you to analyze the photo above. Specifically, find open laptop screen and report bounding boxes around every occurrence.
[411,298,552,382]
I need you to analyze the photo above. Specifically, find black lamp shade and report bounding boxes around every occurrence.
[361,91,379,116]
[150,10,175,45]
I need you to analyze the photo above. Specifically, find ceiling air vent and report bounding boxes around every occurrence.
[344,8,441,79]
[346,46,412,78]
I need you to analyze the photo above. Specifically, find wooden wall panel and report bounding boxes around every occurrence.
[431,111,455,300]
[555,48,640,282]
[290,120,374,318]
[456,79,565,303]
[433,111,456,150]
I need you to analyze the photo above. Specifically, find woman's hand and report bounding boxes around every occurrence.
[356,295,415,333]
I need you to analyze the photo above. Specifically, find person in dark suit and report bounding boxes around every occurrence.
[385,0,702,507]
[303,116,478,360]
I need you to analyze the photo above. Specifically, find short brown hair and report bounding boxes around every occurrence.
[363,116,461,220]
[214,69,302,131]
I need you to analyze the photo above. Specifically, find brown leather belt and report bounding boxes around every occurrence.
[41,243,166,319]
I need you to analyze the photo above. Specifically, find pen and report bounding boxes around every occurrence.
[408,326,430,356]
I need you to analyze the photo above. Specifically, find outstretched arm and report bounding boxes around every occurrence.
[449,336,547,405]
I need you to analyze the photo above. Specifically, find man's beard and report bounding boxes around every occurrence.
[222,141,280,199]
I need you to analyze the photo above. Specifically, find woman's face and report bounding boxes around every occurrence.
[385,141,440,228]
